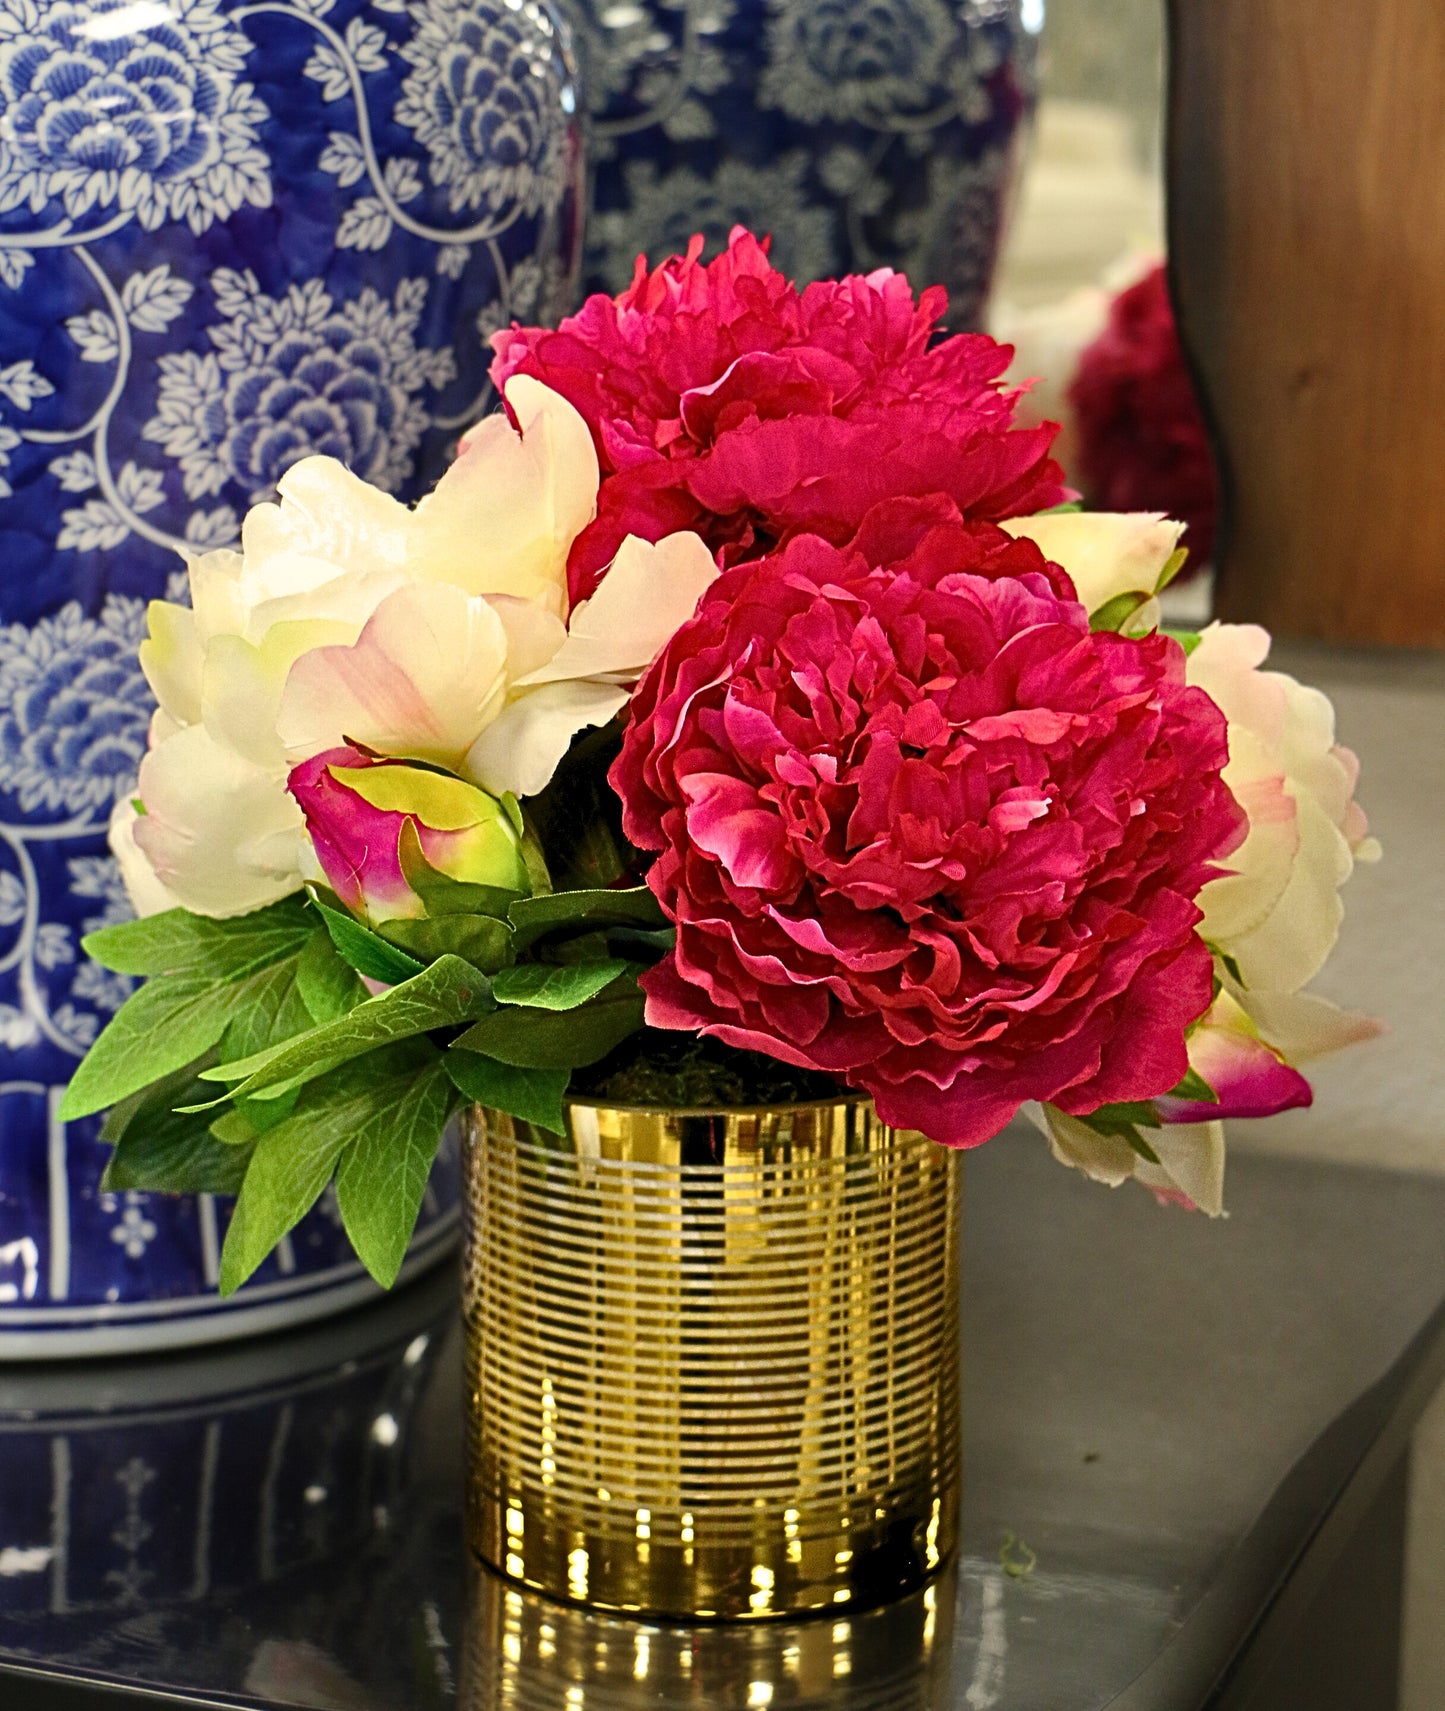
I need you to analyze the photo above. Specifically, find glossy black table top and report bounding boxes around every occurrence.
[2,1128,1444,1711]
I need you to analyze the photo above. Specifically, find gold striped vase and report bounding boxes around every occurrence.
[460,1097,961,1621]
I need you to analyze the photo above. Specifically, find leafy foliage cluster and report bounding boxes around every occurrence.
[64,728,680,1296]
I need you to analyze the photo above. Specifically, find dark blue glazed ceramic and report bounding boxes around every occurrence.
[0,0,583,1354]
[569,0,1034,321]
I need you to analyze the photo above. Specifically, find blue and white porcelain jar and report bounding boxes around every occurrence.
[568,0,1033,322]
[0,0,583,1356]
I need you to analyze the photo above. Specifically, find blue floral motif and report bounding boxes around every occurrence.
[0,0,579,1349]
[396,0,574,217]
[0,596,151,816]
[144,272,458,503]
[0,0,271,233]
[570,0,1029,326]
[758,0,960,124]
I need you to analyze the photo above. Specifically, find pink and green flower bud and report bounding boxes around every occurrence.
[287,746,529,924]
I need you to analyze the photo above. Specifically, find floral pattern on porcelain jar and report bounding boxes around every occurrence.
[567,0,1032,321]
[0,0,583,1352]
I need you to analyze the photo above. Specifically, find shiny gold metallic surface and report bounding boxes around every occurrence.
[461,1550,959,1710]
[461,1099,961,1620]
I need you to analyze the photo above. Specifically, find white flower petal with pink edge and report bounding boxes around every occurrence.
[998,510,1185,616]
[130,725,305,919]
[412,375,599,615]
[1023,1103,1226,1216]
[107,798,187,920]
[277,583,511,772]
[1223,983,1384,1065]
[1188,622,1376,994]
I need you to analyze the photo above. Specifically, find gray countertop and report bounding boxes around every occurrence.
[2,1125,1443,1710]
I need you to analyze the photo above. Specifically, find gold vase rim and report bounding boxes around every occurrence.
[535,1089,874,1121]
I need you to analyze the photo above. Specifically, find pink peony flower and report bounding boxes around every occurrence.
[612,502,1246,1147]
[491,229,1067,605]
[1069,264,1219,569]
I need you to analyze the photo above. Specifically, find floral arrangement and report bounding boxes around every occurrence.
[63,232,1379,1294]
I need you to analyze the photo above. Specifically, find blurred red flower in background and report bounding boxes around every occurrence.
[1069,264,1219,570]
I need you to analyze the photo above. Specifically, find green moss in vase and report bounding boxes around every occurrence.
[572,1030,847,1109]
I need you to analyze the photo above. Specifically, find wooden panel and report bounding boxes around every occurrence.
[1167,0,1445,646]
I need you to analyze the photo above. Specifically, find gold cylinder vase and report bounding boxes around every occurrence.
[460,1097,961,1621]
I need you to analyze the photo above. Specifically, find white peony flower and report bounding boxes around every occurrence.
[1187,623,1379,990]
[120,377,717,918]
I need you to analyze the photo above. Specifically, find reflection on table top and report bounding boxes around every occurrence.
[1,1127,1443,1710]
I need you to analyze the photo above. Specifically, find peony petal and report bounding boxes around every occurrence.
[1210,789,1349,990]
[1027,1102,1226,1215]
[681,772,794,892]
[133,725,304,918]
[413,376,598,615]
[242,455,412,581]
[1135,1121,1226,1216]
[277,583,510,771]
[200,619,361,772]
[487,594,568,681]
[139,600,204,729]
[1189,622,1370,993]
[465,679,629,799]
[1163,992,1313,1121]
[186,549,248,646]
[518,532,719,686]
[1024,1102,1139,1187]
[1231,985,1385,1064]
[999,511,1185,614]
[108,796,187,919]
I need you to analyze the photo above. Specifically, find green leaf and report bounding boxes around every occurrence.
[444,1053,568,1135]
[295,929,368,1024]
[335,1056,456,1288]
[1212,947,1245,987]
[99,1057,254,1196]
[309,892,426,985]
[209,1095,298,1146]
[82,896,312,977]
[219,951,312,1063]
[1089,591,1150,634]
[218,1053,408,1295]
[1164,627,1204,656]
[1165,1066,1218,1104]
[199,954,496,1103]
[1036,500,1084,515]
[1122,1127,1162,1165]
[492,958,631,1011]
[381,911,513,973]
[106,1116,254,1196]
[61,963,280,1122]
[508,887,666,952]
[1077,1106,1163,1164]
[1154,544,1190,592]
[1083,1100,1164,1132]
[453,974,644,1069]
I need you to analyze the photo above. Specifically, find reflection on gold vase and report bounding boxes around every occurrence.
[461,1098,962,1620]
[461,1550,960,1710]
